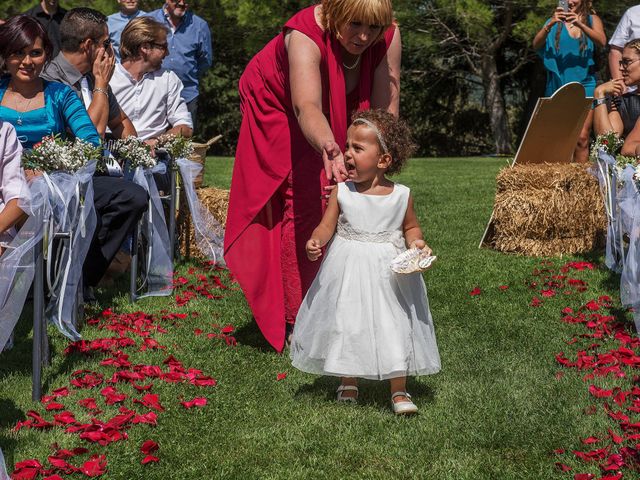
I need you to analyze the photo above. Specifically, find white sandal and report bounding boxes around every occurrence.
[391,391,418,415]
[336,385,359,403]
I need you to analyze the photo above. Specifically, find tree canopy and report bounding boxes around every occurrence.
[1,0,639,155]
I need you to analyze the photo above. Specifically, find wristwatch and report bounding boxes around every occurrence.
[592,97,607,109]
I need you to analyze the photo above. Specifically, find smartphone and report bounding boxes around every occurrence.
[558,0,569,12]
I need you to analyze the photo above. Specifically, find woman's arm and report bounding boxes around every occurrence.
[533,12,563,50]
[592,80,625,135]
[306,187,340,261]
[567,13,607,48]
[59,86,101,146]
[402,194,431,253]
[0,124,28,235]
[0,199,26,236]
[370,27,401,116]
[287,30,347,182]
[621,117,640,155]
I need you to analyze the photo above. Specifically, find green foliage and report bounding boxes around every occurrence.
[4,0,640,155]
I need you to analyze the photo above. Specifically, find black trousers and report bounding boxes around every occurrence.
[83,176,148,286]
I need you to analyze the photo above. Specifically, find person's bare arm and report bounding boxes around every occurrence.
[0,199,25,236]
[621,119,640,155]
[593,80,625,135]
[609,46,624,80]
[370,27,401,117]
[287,29,347,182]
[402,194,431,253]
[533,11,564,50]
[306,187,340,261]
[566,13,606,48]
[88,46,115,136]
[108,109,137,139]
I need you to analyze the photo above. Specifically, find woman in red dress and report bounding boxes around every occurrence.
[224,0,400,352]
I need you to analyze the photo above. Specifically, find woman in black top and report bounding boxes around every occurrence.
[594,39,640,138]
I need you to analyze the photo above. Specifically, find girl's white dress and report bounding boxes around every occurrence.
[290,182,441,380]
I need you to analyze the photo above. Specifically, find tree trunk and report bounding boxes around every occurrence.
[481,56,512,155]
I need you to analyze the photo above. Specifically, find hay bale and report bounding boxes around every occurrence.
[489,163,606,256]
[178,187,229,259]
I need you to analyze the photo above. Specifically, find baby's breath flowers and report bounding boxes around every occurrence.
[155,134,194,159]
[22,135,102,173]
[111,136,156,169]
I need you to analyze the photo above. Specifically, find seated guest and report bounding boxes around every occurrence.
[0,121,29,256]
[110,16,192,191]
[108,0,145,62]
[39,8,148,290]
[0,15,100,149]
[594,39,640,137]
[42,7,135,138]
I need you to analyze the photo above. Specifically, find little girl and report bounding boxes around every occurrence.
[290,110,441,415]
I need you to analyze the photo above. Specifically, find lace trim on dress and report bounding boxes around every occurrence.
[336,218,405,249]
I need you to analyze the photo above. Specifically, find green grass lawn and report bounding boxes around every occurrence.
[0,157,628,479]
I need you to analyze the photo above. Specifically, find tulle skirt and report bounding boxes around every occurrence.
[290,236,441,380]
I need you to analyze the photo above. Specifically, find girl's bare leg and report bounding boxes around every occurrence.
[390,376,410,403]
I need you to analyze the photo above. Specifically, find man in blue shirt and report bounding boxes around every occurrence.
[107,0,146,61]
[146,0,212,132]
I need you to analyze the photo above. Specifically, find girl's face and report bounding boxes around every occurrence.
[5,37,47,83]
[344,124,385,182]
[620,47,640,86]
[337,20,382,56]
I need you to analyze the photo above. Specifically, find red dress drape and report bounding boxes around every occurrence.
[224,6,395,352]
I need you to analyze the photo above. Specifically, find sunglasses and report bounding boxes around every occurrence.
[151,42,169,51]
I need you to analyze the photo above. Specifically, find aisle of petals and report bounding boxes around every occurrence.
[9,263,233,479]
[470,260,640,479]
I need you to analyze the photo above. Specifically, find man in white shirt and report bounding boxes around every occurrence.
[609,5,640,80]
[109,16,193,146]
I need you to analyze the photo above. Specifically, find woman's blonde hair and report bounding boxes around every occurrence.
[120,17,168,61]
[321,0,394,42]
[625,38,640,55]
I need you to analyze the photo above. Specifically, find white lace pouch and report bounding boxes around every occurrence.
[390,248,436,274]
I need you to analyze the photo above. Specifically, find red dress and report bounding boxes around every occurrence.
[224,5,395,352]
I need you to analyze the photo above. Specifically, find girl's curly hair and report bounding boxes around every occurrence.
[351,109,417,175]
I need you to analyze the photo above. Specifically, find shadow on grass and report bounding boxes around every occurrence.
[235,319,275,353]
[294,375,436,409]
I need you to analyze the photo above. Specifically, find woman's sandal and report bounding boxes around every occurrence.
[391,391,418,415]
[336,385,359,403]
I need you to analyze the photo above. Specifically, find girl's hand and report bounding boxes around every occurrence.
[409,239,432,256]
[322,141,348,183]
[306,238,323,261]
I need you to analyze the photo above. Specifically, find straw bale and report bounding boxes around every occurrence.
[178,187,229,259]
[489,163,606,256]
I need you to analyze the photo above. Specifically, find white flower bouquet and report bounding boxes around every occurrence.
[155,133,194,159]
[111,136,156,169]
[22,135,102,173]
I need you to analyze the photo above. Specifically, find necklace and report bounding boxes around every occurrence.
[343,55,361,70]
[10,91,34,126]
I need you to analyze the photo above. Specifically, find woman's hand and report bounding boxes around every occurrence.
[24,168,42,183]
[564,11,584,29]
[409,239,432,256]
[551,8,566,26]
[322,141,348,183]
[306,238,322,261]
[595,79,625,99]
